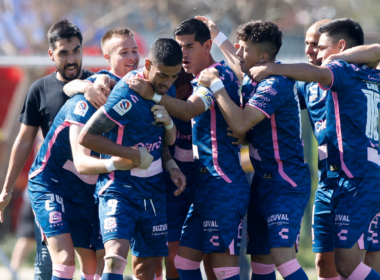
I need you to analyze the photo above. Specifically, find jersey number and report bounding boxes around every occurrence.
[45,194,65,213]
[106,199,118,215]
[362,89,379,141]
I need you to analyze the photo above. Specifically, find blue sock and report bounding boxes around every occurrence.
[100,273,123,280]
[52,277,72,280]
[284,268,308,280]
[365,269,380,279]
[177,268,203,280]
[252,271,276,279]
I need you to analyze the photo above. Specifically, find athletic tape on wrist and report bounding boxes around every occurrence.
[138,147,154,169]
[152,93,162,103]
[165,159,179,171]
[210,79,224,93]
[105,159,116,172]
[165,120,174,130]
[213,32,228,47]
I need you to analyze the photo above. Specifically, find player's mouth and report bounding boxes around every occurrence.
[183,60,190,68]
[125,61,138,69]
[65,65,78,75]
[159,85,169,93]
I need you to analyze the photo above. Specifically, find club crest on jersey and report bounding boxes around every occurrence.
[113,99,132,116]
[74,101,89,117]
[104,217,117,230]
[49,211,62,224]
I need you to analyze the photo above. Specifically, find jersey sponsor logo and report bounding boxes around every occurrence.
[177,130,191,141]
[279,228,289,239]
[335,215,350,222]
[49,211,62,224]
[113,99,132,116]
[104,217,117,230]
[203,220,219,228]
[136,136,162,152]
[337,229,348,241]
[257,85,277,96]
[210,236,220,246]
[267,214,289,224]
[315,119,326,132]
[253,93,270,101]
[152,224,167,236]
[74,101,89,117]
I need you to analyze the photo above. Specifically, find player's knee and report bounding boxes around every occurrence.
[55,250,76,266]
[134,258,157,280]
[104,255,127,274]
[315,253,332,271]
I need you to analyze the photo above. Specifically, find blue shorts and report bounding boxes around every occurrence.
[165,170,196,243]
[367,212,380,252]
[331,174,380,249]
[247,176,310,255]
[179,174,250,255]
[90,205,104,251]
[29,183,96,249]
[99,189,168,257]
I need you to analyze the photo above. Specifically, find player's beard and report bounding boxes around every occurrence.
[56,62,82,81]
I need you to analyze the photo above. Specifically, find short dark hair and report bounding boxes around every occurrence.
[101,28,134,53]
[148,38,182,67]
[236,20,282,60]
[47,19,83,50]
[173,18,211,45]
[318,18,364,48]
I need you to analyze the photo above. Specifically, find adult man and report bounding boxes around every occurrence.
[248,18,380,279]
[127,18,249,280]
[0,19,99,280]
[79,38,182,280]
[198,19,311,280]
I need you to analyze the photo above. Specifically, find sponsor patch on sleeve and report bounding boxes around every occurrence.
[194,87,214,112]
[113,99,132,116]
[74,101,89,117]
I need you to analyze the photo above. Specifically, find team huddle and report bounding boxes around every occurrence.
[0,12,380,280]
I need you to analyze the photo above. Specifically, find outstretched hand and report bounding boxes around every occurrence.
[169,168,186,196]
[227,127,249,146]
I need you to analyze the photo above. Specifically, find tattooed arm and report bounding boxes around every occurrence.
[79,109,141,166]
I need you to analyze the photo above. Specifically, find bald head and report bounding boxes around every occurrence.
[305,19,332,66]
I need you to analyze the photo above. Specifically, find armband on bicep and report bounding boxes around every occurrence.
[194,87,215,112]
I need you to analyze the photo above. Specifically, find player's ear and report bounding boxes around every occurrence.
[104,53,111,65]
[204,39,212,54]
[338,39,347,52]
[258,52,269,63]
[48,49,54,62]
[145,59,152,71]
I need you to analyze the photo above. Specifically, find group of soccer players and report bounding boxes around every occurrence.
[0,11,380,280]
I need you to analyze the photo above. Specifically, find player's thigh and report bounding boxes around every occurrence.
[45,233,75,265]
[75,247,97,275]
[178,204,204,254]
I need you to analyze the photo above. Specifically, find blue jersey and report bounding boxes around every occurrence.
[242,72,309,186]
[86,69,121,84]
[191,61,245,183]
[29,95,98,204]
[96,67,176,199]
[321,60,380,178]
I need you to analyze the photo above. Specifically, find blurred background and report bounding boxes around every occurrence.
[0,0,380,279]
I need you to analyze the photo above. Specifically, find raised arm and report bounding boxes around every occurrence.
[196,16,244,80]
[70,123,136,175]
[79,109,147,167]
[248,62,332,86]
[198,68,265,135]
[323,44,380,68]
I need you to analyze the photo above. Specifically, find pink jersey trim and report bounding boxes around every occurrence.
[94,274,101,280]
[65,119,85,127]
[195,62,222,79]
[29,121,70,179]
[318,66,334,91]
[347,262,371,280]
[80,272,95,280]
[98,126,124,195]
[174,255,200,270]
[210,107,232,183]
[130,158,163,178]
[277,259,301,278]
[332,92,353,178]
[102,106,123,128]
[62,160,99,185]
[271,114,297,187]
[251,262,275,275]
[247,103,271,118]
[174,146,194,162]
[213,267,240,279]
[358,233,365,250]
[229,239,235,255]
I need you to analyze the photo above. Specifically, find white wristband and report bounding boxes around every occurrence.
[213,32,228,47]
[105,159,116,172]
[152,93,162,103]
[165,120,174,129]
[210,79,224,93]
[165,159,179,171]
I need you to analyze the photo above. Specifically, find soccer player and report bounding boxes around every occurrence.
[28,75,142,280]
[0,19,100,280]
[197,19,311,280]
[79,38,183,280]
[126,18,250,280]
[248,18,380,279]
